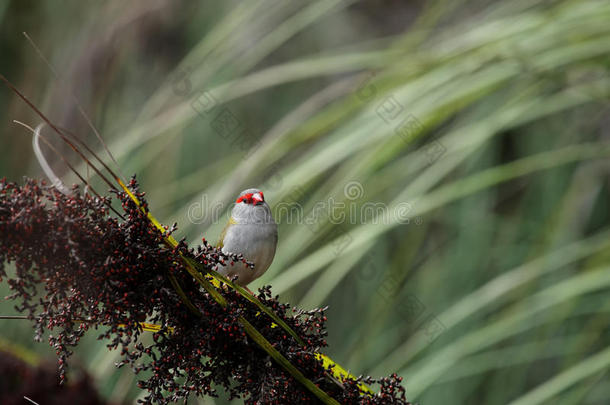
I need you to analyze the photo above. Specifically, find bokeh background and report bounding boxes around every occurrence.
[1,0,610,404]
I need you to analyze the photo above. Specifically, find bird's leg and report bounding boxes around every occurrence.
[242,286,255,295]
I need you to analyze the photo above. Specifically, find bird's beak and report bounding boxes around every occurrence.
[252,192,263,205]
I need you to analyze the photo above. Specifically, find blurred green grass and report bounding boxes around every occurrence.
[1,0,610,404]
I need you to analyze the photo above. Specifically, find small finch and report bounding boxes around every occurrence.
[216,188,278,286]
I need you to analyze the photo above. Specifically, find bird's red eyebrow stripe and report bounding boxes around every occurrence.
[236,193,254,203]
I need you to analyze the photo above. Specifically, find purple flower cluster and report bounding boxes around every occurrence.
[0,177,409,404]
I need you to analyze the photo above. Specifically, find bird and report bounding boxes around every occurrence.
[216,188,278,286]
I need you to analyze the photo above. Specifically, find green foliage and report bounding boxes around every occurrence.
[1,0,609,403]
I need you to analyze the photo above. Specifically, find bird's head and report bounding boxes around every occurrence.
[235,189,265,206]
[231,188,273,224]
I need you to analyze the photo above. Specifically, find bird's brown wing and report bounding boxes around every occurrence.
[216,216,238,248]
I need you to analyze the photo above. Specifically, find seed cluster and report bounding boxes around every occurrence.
[0,177,409,404]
